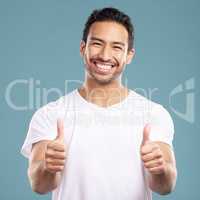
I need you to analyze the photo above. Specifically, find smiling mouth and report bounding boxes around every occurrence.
[93,61,116,74]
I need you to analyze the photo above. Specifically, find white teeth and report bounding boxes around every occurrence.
[96,63,112,70]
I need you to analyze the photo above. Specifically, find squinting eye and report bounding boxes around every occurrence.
[92,42,101,46]
[113,46,122,50]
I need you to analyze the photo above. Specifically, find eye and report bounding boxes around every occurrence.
[113,46,123,50]
[92,42,102,46]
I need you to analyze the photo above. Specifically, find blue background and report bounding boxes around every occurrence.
[0,0,199,199]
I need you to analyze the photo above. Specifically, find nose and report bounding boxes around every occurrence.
[99,45,112,61]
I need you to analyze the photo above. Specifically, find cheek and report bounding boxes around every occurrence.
[87,46,100,58]
[115,52,127,64]
[83,48,92,64]
[83,48,96,67]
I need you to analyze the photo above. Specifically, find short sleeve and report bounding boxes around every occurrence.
[20,102,60,158]
[149,105,175,146]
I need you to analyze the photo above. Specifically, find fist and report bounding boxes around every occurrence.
[140,124,166,175]
[45,119,66,173]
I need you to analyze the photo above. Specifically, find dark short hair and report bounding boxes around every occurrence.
[82,7,134,51]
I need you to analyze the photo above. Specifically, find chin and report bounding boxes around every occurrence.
[95,79,113,85]
[92,75,117,85]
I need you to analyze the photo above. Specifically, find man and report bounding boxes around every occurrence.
[21,7,177,200]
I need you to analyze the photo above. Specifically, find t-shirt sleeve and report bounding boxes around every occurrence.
[21,103,59,158]
[149,104,175,146]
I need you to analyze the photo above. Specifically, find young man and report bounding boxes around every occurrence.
[21,7,177,200]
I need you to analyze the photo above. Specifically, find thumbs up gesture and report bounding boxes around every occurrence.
[45,119,67,174]
[140,124,166,175]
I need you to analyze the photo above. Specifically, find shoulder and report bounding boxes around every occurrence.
[128,89,173,121]
[128,89,161,110]
[32,89,77,120]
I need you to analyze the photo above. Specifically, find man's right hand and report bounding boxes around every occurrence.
[44,119,66,174]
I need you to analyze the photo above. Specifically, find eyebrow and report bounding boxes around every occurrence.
[90,37,125,47]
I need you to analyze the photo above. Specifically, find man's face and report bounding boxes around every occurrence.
[80,21,135,85]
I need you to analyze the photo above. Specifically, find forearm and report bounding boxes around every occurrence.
[148,163,177,195]
[28,160,61,194]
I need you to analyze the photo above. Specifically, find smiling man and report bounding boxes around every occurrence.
[21,7,177,200]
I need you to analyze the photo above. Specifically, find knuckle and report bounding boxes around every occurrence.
[45,157,51,163]
[155,152,160,158]
[144,162,149,168]
[46,148,53,156]
[157,149,162,156]
[142,155,146,161]
[46,163,51,170]
[141,148,147,155]
[56,152,64,159]
[47,142,54,149]
[149,167,154,172]
[61,160,65,165]
[56,166,63,172]
[151,151,156,159]
[62,152,66,157]
[158,158,163,164]
[60,143,65,149]
[159,166,164,172]
[156,149,162,157]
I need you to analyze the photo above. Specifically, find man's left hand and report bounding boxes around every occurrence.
[140,124,167,175]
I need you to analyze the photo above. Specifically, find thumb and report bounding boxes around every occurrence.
[55,119,65,141]
[142,124,151,145]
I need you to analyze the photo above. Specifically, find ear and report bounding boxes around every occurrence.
[126,48,135,64]
[80,40,86,57]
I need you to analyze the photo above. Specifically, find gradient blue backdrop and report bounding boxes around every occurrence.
[0,0,199,199]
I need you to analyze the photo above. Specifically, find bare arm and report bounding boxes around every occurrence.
[141,125,177,195]
[146,142,177,195]
[28,120,66,194]
[28,141,62,194]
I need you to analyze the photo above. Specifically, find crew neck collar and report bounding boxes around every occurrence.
[75,88,132,110]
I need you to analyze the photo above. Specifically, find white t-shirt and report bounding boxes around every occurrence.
[21,89,174,200]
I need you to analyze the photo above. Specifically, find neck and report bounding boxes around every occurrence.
[78,77,129,107]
